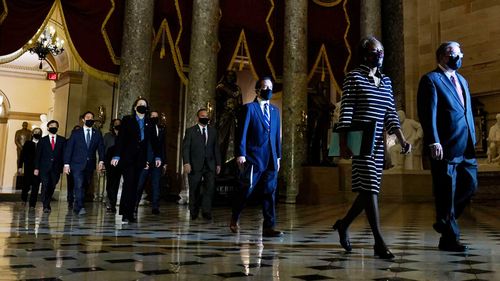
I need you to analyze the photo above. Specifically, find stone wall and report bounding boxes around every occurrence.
[403,0,500,122]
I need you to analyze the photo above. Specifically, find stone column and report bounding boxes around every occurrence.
[186,0,219,126]
[117,0,154,118]
[382,0,405,110]
[360,0,382,39]
[282,0,308,204]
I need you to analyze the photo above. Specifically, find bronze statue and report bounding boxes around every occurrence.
[15,122,31,166]
[215,70,243,166]
[307,81,335,165]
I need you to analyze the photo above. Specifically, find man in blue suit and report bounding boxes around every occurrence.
[230,77,283,237]
[64,111,105,215]
[417,41,478,252]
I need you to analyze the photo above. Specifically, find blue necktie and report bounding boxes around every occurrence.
[85,129,91,148]
[263,103,270,128]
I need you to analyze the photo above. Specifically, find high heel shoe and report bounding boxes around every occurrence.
[332,219,352,252]
[374,244,395,259]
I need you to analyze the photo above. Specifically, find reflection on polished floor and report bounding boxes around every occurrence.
[0,201,498,281]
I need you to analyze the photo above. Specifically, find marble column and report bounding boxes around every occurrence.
[185,0,219,126]
[382,0,405,110]
[117,0,154,118]
[360,0,382,39]
[282,0,308,204]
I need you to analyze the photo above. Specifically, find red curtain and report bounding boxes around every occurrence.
[218,0,275,81]
[60,0,123,75]
[154,0,192,68]
[0,0,55,55]
[308,0,360,84]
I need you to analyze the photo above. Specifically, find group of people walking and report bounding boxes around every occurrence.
[18,36,478,256]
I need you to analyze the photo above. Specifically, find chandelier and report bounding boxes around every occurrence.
[28,25,65,69]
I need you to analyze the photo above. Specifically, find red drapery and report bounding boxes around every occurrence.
[0,0,359,84]
[0,0,55,55]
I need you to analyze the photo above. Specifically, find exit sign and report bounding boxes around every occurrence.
[46,72,58,80]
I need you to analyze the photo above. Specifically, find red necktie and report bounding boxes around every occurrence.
[51,136,55,151]
[450,74,464,106]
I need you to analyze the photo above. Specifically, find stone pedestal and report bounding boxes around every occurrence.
[117,0,155,118]
[381,169,433,202]
[282,0,308,204]
[186,0,219,126]
[297,166,346,205]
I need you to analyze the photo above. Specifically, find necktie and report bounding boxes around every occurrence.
[263,103,270,128]
[202,127,207,145]
[86,129,91,148]
[51,136,55,151]
[450,74,465,106]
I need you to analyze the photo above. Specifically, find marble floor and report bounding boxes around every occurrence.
[0,200,498,281]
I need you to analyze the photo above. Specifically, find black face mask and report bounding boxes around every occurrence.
[84,120,95,127]
[136,105,147,114]
[446,55,462,70]
[260,88,273,100]
[48,127,58,134]
[32,134,42,140]
[150,117,159,125]
[365,52,384,68]
[199,117,209,125]
[113,125,121,131]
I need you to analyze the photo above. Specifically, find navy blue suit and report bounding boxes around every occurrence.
[34,134,66,209]
[417,67,478,241]
[232,100,281,228]
[64,127,105,212]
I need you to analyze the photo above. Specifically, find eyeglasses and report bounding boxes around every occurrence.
[368,49,384,56]
[448,52,464,58]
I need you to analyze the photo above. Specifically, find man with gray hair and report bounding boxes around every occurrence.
[417,41,478,252]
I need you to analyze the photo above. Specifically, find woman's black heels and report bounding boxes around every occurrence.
[332,220,352,252]
[374,243,395,259]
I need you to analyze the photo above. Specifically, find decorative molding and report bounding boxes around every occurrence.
[473,90,500,97]
[0,117,7,124]
[55,71,83,88]
[0,67,47,80]
[7,111,43,121]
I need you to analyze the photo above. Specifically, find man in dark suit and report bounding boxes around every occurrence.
[18,127,42,208]
[34,120,66,213]
[183,108,221,220]
[417,41,478,252]
[136,110,167,215]
[231,77,283,237]
[64,111,105,215]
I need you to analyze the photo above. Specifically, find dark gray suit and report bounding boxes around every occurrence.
[182,124,221,216]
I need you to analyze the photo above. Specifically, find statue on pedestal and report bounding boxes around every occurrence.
[15,122,31,167]
[389,110,423,170]
[307,81,335,165]
[487,113,500,164]
[215,70,242,169]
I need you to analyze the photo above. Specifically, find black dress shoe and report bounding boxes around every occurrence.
[202,212,212,220]
[152,208,160,215]
[332,219,352,252]
[438,238,468,252]
[262,228,284,238]
[374,244,395,259]
[433,221,445,234]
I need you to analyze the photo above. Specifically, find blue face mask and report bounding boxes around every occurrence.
[447,55,462,70]
[260,89,273,100]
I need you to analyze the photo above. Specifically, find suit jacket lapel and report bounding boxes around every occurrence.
[438,71,464,108]
[253,101,268,129]
[457,73,469,109]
